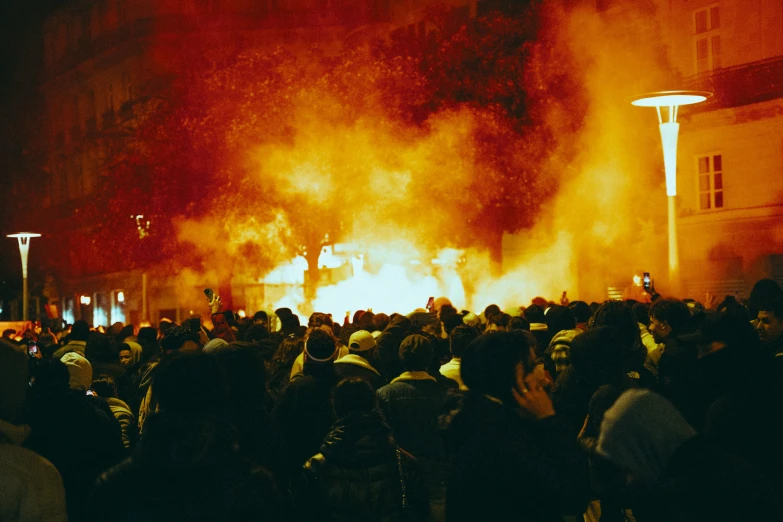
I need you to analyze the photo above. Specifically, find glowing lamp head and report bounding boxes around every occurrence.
[80,295,91,306]
[117,291,125,303]
[630,91,711,108]
[633,274,642,286]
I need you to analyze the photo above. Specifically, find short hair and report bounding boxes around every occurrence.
[759,294,783,321]
[308,312,334,329]
[160,325,199,352]
[303,327,337,362]
[372,313,389,332]
[90,376,118,398]
[591,301,641,351]
[461,331,534,405]
[483,304,501,322]
[488,313,511,329]
[332,377,376,418]
[152,352,228,416]
[569,301,592,325]
[449,324,480,358]
[244,324,269,343]
[507,316,530,331]
[523,304,545,324]
[748,278,783,319]
[253,311,268,322]
[71,320,90,342]
[631,303,650,327]
[649,298,692,333]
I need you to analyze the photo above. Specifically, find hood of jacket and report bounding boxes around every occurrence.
[320,411,396,468]
[333,354,380,376]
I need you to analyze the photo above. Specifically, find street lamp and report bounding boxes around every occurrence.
[7,232,41,321]
[631,90,711,292]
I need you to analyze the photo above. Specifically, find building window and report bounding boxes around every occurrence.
[694,5,720,74]
[698,154,724,210]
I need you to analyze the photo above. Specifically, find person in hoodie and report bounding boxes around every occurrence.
[442,330,589,522]
[596,388,783,521]
[297,377,429,521]
[0,338,68,522]
[273,326,342,474]
[333,330,386,390]
[89,376,138,451]
[51,319,89,359]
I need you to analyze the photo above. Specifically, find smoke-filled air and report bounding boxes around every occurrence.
[98,0,681,317]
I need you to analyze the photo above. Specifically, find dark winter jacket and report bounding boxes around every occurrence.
[273,369,339,474]
[657,335,700,427]
[334,354,386,390]
[298,411,429,522]
[630,436,783,522]
[25,387,125,522]
[442,393,589,522]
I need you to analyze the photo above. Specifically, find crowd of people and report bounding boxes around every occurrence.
[2,279,783,522]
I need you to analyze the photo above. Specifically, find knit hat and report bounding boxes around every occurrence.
[398,334,433,371]
[61,351,93,391]
[0,338,28,423]
[547,329,580,373]
[349,330,375,352]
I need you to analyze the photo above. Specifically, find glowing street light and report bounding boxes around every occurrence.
[631,90,711,291]
[7,232,41,321]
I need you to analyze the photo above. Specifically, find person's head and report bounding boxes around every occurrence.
[372,313,389,332]
[70,320,90,342]
[119,341,142,368]
[449,324,480,359]
[332,377,376,419]
[461,330,536,405]
[757,294,783,344]
[507,316,530,332]
[161,325,200,354]
[158,319,176,337]
[85,332,119,364]
[252,310,268,326]
[118,324,135,342]
[648,298,692,343]
[399,334,433,372]
[569,301,592,325]
[631,303,650,327]
[357,311,375,332]
[486,312,511,332]
[591,301,642,351]
[308,312,334,329]
[570,326,626,385]
[244,323,269,343]
[60,352,93,391]
[597,389,696,487]
[137,326,161,359]
[2,329,16,339]
[348,330,376,356]
[90,376,118,399]
[545,305,576,335]
[0,339,28,423]
[273,335,304,366]
[548,329,580,374]
[523,304,546,325]
[152,352,228,417]
[303,326,338,368]
[748,278,783,320]
[483,304,501,323]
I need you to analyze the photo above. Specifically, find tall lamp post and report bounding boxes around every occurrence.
[7,232,41,321]
[631,91,711,293]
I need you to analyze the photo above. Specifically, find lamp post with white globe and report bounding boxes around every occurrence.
[7,232,42,321]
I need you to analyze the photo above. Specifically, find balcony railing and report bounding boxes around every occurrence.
[684,55,783,111]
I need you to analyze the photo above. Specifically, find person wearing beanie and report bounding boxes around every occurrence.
[377,334,452,516]
[441,331,589,522]
[596,389,783,521]
[273,327,342,475]
[333,330,385,390]
[289,320,349,379]
[0,339,68,522]
[52,319,90,359]
[61,351,94,391]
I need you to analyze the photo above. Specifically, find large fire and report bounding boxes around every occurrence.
[112,1,681,319]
